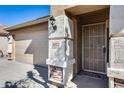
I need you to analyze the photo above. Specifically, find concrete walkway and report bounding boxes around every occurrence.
[72,72,108,88]
[0,58,108,88]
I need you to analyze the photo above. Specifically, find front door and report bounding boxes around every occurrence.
[83,22,107,74]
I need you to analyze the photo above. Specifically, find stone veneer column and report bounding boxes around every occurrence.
[107,5,124,88]
[7,35,13,60]
[46,15,75,86]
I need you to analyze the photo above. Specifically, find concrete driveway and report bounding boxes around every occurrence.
[0,58,55,88]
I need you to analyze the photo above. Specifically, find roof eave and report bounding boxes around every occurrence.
[5,16,49,31]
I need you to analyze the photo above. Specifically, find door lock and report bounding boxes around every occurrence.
[102,46,106,53]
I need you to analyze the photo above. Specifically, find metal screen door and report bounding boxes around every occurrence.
[83,22,106,73]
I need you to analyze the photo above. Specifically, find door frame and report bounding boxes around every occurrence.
[82,21,108,74]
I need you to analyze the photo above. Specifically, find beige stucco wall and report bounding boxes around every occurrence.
[78,8,109,25]
[51,5,76,17]
[11,22,48,67]
[110,5,124,35]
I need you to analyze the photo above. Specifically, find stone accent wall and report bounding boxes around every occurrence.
[108,5,124,88]
[47,15,75,86]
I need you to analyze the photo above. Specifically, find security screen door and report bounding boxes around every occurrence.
[83,22,106,74]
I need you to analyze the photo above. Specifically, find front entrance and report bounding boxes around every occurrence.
[83,22,107,74]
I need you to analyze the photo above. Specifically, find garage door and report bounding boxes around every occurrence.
[15,30,48,67]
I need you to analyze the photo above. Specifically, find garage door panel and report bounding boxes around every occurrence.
[16,54,33,64]
[15,30,48,67]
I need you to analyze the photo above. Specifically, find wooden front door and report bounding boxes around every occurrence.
[83,22,107,74]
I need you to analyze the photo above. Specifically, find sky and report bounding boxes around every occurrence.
[0,5,50,26]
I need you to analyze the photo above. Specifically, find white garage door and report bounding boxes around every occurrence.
[15,30,48,67]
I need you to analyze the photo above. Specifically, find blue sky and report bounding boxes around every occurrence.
[0,5,50,26]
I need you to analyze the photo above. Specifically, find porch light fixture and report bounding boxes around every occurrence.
[49,15,57,30]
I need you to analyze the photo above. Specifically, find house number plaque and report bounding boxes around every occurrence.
[52,42,60,49]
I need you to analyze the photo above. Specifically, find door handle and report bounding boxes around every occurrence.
[102,46,106,53]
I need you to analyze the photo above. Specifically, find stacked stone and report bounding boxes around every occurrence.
[46,15,75,86]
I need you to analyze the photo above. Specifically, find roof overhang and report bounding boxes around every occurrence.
[5,16,50,31]
[65,5,109,16]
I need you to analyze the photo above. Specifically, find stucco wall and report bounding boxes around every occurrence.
[78,8,109,25]
[11,22,48,66]
[110,5,124,35]
[51,5,75,16]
